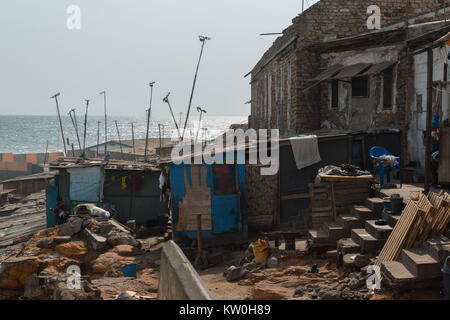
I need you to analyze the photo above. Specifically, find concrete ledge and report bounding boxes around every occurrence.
[158,240,212,300]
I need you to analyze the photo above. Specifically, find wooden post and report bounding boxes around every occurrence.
[425,48,433,195]
[193,214,207,268]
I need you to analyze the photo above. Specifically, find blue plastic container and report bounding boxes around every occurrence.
[121,263,137,278]
[443,256,450,300]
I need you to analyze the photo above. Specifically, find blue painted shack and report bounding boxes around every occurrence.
[169,159,247,244]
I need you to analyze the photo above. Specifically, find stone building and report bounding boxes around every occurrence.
[247,0,450,168]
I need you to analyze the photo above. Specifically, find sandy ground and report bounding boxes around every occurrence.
[198,242,345,300]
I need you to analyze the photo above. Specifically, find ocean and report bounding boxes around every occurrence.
[0,115,247,154]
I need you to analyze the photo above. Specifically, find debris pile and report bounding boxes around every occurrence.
[0,207,153,300]
[293,271,374,300]
[317,164,371,177]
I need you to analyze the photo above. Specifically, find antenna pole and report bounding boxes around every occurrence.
[100,91,107,155]
[83,99,90,157]
[51,93,67,156]
[145,81,155,162]
[182,35,210,142]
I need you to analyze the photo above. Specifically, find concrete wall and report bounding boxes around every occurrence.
[157,240,212,300]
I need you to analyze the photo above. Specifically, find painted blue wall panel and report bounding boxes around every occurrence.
[211,195,240,233]
[46,175,58,227]
[170,160,247,240]
[67,166,103,203]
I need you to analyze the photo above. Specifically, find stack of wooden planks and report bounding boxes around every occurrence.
[376,191,450,266]
[309,183,335,228]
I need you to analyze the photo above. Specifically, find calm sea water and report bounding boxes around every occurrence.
[0,115,247,154]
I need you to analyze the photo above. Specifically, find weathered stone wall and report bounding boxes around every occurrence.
[250,0,447,135]
[245,165,278,231]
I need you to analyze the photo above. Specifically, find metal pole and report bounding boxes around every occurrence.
[97,121,101,158]
[68,109,82,151]
[145,81,155,162]
[131,122,136,161]
[83,99,90,156]
[73,109,82,151]
[51,93,67,156]
[195,107,206,142]
[163,93,182,140]
[158,123,162,159]
[162,124,165,150]
[425,48,434,194]
[44,141,49,166]
[114,120,124,154]
[182,35,210,142]
[100,91,107,155]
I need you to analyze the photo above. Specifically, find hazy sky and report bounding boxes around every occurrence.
[0,0,319,118]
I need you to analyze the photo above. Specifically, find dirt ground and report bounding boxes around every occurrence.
[197,241,446,301]
[198,242,345,300]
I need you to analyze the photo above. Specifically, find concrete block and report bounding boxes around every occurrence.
[351,229,386,254]
[337,238,361,255]
[365,220,393,239]
[158,240,212,300]
[84,228,107,252]
[322,221,347,242]
[337,213,364,233]
[365,198,384,217]
[400,248,441,280]
[308,229,329,247]
[381,261,415,288]
[352,206,375,222]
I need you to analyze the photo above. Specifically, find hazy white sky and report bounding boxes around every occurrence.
[0,0,319,118]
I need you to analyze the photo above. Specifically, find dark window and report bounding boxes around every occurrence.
[331,80,339,109]
[212,164,236,195]
[352,76,369,97]
[383,67,393,110]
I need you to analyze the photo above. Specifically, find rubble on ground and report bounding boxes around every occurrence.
[0,210,162,300]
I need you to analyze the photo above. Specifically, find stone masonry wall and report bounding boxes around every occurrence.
[250,0,446,135]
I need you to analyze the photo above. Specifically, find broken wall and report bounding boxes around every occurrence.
[249,0,447,135]
[319,45,403,131]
